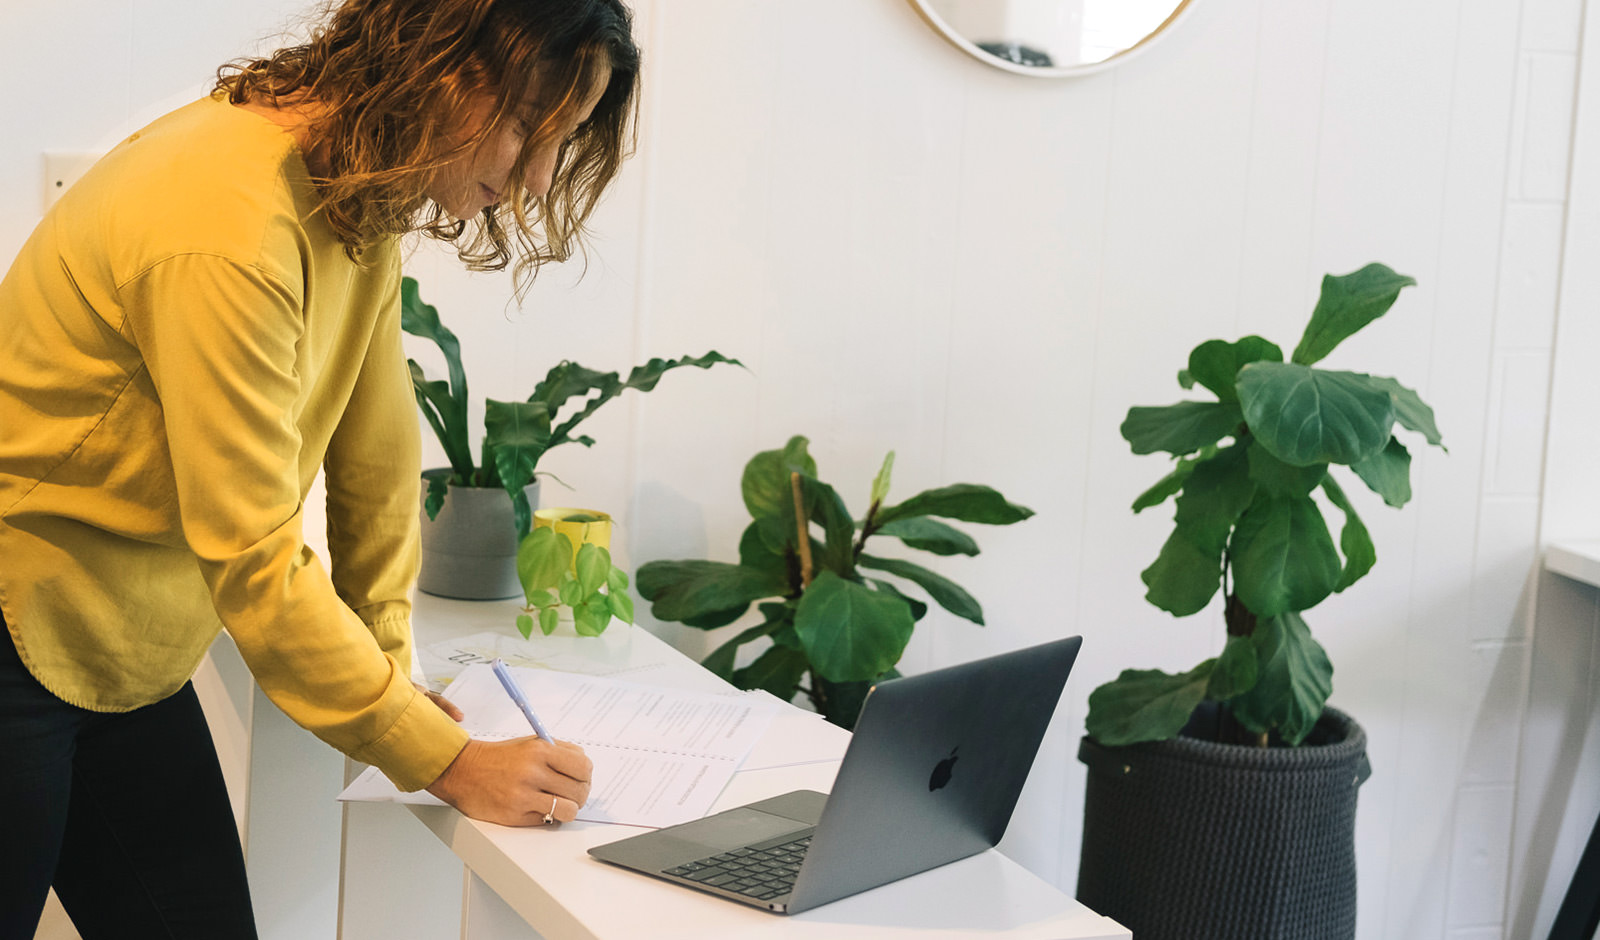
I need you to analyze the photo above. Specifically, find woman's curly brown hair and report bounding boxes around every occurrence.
[217,0,640,287]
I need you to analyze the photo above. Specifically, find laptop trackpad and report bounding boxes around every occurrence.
[665,807,808,854]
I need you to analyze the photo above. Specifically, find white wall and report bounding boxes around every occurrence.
[3,2,1595,939]
[1511,0,1600,936]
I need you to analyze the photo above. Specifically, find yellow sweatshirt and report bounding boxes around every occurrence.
[0,94,468,791]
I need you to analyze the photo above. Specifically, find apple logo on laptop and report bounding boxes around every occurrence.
[928,746,959,791]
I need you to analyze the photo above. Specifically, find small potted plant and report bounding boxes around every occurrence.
[636,435,1033,728]
[515,509,634,638]
[400,277,740,598]
[1077,263,1445,940]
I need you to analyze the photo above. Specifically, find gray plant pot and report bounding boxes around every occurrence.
[1077,704,1371,940]
[417,475,540,600]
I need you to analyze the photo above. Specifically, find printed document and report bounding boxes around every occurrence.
[340,663,777,828]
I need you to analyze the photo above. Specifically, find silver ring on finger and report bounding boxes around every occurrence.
[543,795,557,826]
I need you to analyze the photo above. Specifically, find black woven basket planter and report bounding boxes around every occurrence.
[1077,704,1371,940]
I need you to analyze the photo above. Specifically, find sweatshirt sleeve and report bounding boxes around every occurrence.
[119,252,467,791]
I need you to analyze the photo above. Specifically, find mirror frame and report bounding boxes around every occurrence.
[906,0,1196,78]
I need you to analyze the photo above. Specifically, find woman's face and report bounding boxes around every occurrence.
[426,66,610,220]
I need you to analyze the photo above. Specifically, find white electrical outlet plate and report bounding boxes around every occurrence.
[42,151,101,212]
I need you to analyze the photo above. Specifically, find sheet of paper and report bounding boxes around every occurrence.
[740,706,851,771]
[415,630,676,692]
[340,664,779,828]
[445,664,774,758]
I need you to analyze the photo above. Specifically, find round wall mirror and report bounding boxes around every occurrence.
[908,0,1195,77]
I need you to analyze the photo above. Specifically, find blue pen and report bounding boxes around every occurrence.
[490,658,555,744]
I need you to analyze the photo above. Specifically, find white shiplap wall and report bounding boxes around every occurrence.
[2,1,1596,939]
[1510,0,1600,937]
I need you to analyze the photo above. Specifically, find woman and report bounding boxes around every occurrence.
[0,0,640,936]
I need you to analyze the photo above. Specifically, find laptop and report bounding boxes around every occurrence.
[587,635,1082,914]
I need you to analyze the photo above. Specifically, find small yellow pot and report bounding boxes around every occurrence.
[532,508,613,570]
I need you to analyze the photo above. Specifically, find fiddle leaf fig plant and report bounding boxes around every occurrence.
[400,277,742,537]
[1086,262,1445,749]
[636,436,1033,728]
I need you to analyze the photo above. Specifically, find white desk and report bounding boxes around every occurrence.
[370,595,1129,940]
[1540,541,1600,940]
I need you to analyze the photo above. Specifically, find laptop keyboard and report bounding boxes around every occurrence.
[662,834,812,901]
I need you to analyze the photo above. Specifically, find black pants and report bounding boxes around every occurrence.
[0,614,257,939]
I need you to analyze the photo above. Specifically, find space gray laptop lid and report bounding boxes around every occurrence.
[588,635,1082,914]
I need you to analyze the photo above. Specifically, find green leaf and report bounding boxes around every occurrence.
[1142,533,1227,617]
[1121,401,1244,457]
[507,485,534,542]
[616,351,743,393]
[399,279,465,395]
[742,436,817,520]
[422,471,450,521]
[524,588,558,610]
[857,554,983,624]
[870,451,895,509]
[1085,661,1213,746]
[740,515,789,560]
[573,601,610,636]
[635,560,789,626]
[1227,612,1334,745]
[682,607,755,629]
[871,517,979,556]
[539,607,559,636]
[539,352,743,454]
[574,543,609,596]
[794,572,916,682]
[1130,446,1215,513]
[814,676,878,729]
[730,644,810,701]
[1169,444,1256,556]
[558,578,583,608]
[866,578,928,622]
[517,528,573,599]
[801,476,857,576]
[609,588,634,625]
[528,361,618,418]
[1366,375,1445,449]
[874,484,1034,527]
[1246,440,1328,498]
[1291,263,1418,366]
[400,278,473,478]
[1207,636,1259,699]
[1236,364,1396,467]
[606,566,629,594]
[1351,436,1412,508]
[408,365,474,481]
[1229,494,1342,618]
[702,620,783,680]
[768,618,803,650]
[1185,337,1284,402]
[485,399,554,536]
[515,613,534,640]
[1321,475,1376,592]
[1140,444,1254,616]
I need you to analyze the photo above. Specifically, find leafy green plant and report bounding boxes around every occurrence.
[515,524,635,637]
[636,436,1033,728]
[1085,263,1445,749]
[400,277,741,537]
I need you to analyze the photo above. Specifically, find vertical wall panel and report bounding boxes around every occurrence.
[2,1,1592,938]
[1514,0,1600,934]
[1496,203,1568,346]
[1518,54,1580,202]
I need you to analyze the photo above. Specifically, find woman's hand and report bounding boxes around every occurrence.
[425,736,593,827]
